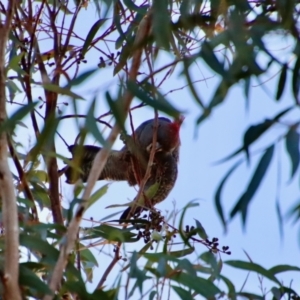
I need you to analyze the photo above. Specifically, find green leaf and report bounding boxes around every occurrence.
[115,183,160,213]
[82,19,108,56]
[19,234,59,263]
[230,145,274,226]
[166,247,195,258]
[170,271,220,298]
[285,127,300,180]
[63,277,89,299]
[80,247,99,268]
[220,275,236,300]
[215,159,243,230]
[123,0,148,12]
[30,184,51,210]
[86,98,106,146]
[182,58,206,110]
[225,260,281,285]
[25,222,66,239]
[149,290,157,300]
[197,79,231,124]
[172,286,194,300]
[243,120,273,161]
[178,201,199,247]
[177,258,197,277]
[113,2,126,48]
[87,184,109,210]
[91,288,118,300]
[81,224,137,243]
[19,264,53,296]
[292,56,300,103]
[127,81,181,118]
[153,0,171,49]
[235,292,264,299]
[200,252,219,278]
[200,41,226,76]
[0,102,38,134]
[114,35,135,75]
[121,241,153,271]
[64,68,99,88]
[30,116,60,162]
[217,107,293,163]
[276,63,287,101]
[42,83,84,99]
[6,79,21,103]
[194,219,208,239]
[105,91,126,131]
[275,198,284,239]
[26,170,48,183]
[244,77,251,110]
[269,264,300,275]
[129,252,151,295]
[6,52,26,74]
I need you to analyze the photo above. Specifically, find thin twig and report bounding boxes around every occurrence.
[127,43,159,214]
[44,9,152,299]
[58,114,113,129]
[96,242,121,289]
[7,135,39,221]
[0,0,22,298]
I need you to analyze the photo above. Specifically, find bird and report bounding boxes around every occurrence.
[62,116,183,220]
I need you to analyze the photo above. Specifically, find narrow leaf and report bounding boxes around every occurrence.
[43,83,84,99]
[276,63,287,101]
[170,272,220,298]
[172,286,194,300]
[87,184,109,210]
[127,81,181,118]
[215,159,243,229]
[0,102,37,134]
[86,98,106,145]
[153,0,171,49]
[82,19,108,56]
[230,145,274,226]
[220,275,236,299]
[269,264,300,275]
[123,0,148,12]
[243,120,273,161]
[292,56,300,103]
[200,42,226,76]
[285,127,300,180]
[19,264,53,295]
[194,219,208,239]
[167,247,195,258]
[64,68,99,88]
[225,260,281,285]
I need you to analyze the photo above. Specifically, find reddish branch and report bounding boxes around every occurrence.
[7,136,39,221]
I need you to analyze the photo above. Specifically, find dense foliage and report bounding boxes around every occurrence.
[0,0,299,299]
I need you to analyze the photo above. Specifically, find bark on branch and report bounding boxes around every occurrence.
[0,0,22,299]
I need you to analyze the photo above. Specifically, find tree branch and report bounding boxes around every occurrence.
[43,8,152,299]
[0,0,22,298]
[7,135,39,221]
[96,242,121,289]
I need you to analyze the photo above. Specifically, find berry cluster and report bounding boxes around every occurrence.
[204,237,231,255]
[130,208,231,255]
[135,210,165,244]
[98,52,121,68]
